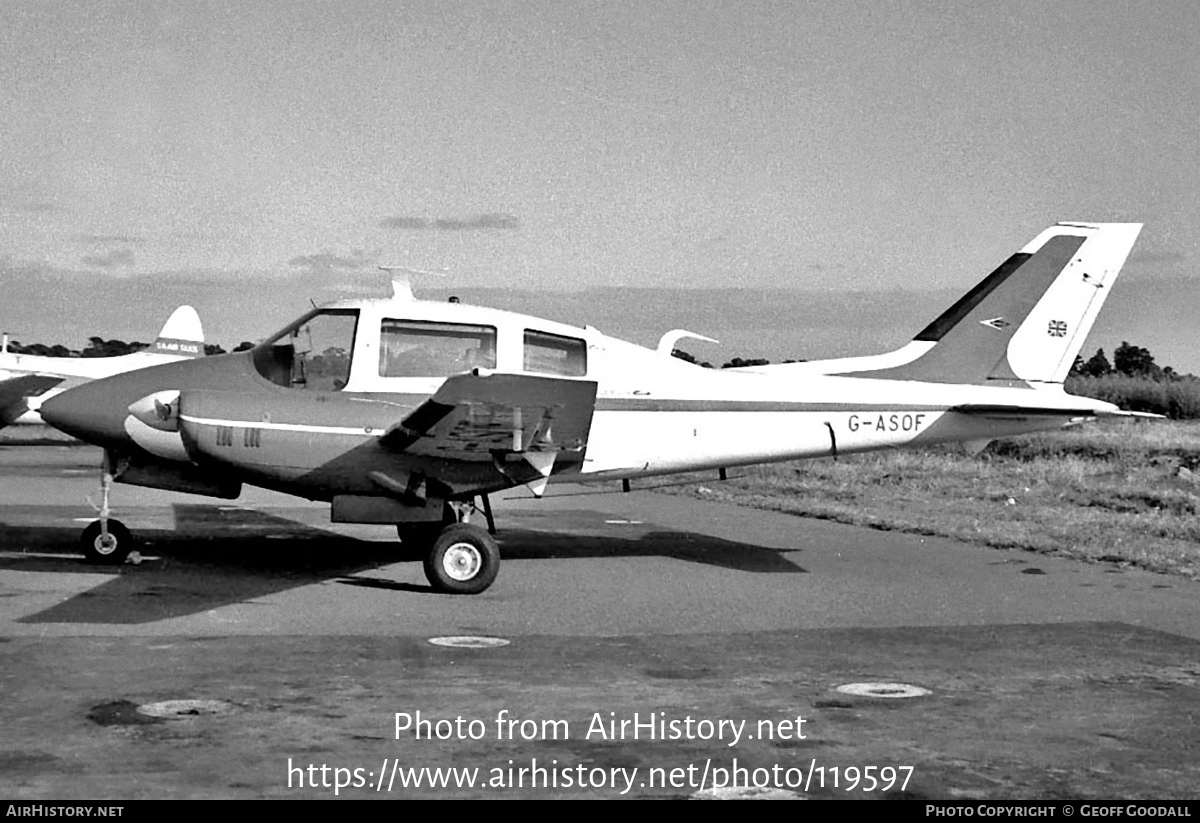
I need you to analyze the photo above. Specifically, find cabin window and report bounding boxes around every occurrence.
[379,320,497,377]
[254,309,359,391]
[524,330,587,376]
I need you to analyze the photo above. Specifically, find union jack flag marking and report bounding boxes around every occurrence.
[1047,320,1068,337]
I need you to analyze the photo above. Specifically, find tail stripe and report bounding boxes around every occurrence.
[914,253,1031,342]
[848,234,1085,385]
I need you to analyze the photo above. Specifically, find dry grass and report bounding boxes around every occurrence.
[660,419,1200,580]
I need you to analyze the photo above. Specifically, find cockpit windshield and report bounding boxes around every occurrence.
[253,309,359,390]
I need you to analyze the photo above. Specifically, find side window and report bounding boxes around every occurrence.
[379,320,497,377]
[524,330,587,376]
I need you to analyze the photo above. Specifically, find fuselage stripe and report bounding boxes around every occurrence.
[179,415,380,436]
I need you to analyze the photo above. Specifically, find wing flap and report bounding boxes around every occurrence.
[379,373,598,461]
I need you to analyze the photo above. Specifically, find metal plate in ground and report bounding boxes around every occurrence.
[835,682,930,698]
[136,699,236,718]
[692,786,804,800]
[428,636,510,648]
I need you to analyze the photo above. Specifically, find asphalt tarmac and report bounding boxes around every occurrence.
[1,445,1198,799]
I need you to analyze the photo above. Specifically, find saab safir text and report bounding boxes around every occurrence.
[154,340,201,355]
[848,412,929,433]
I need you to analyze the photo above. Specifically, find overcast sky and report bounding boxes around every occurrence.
[2,1,1197,362]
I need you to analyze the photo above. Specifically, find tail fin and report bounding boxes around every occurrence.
[152,306,205,358]
[847,222,1142,386]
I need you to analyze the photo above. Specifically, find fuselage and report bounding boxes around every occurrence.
[38,291,1116,503]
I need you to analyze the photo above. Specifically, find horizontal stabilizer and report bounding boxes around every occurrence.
[949,401,1140,419]
[656,329,718,356]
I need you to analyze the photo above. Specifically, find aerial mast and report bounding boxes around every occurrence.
[378,264,447,301]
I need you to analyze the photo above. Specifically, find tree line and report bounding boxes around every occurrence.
[1069,341,1187,381]
[4,337,255,358]
[1066,343,1199,419]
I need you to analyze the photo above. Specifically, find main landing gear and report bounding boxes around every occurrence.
[79,453,136,565]
[397,497,499,595]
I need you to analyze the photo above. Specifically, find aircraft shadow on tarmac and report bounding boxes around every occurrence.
[8,504,803,624]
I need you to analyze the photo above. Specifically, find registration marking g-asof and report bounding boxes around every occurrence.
[847,412,929,433]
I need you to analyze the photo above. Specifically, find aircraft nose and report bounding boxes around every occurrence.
[40,377,137,448]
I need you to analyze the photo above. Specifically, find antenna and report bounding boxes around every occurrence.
[379,264,448,302]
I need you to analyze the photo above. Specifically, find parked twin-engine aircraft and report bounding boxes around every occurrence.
[40,222,1143,594]
[0,306,204,429]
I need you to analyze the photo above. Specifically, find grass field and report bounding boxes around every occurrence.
[661,419,1200,580]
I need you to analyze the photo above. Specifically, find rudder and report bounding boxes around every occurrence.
[153,305,205,358]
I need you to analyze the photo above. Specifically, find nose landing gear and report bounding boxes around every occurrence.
[79,452,137,565]
[80,519,134,565]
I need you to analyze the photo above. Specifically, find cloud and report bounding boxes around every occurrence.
[0,254,54,278]
[288,251,371,274]
[76,234,145,244]
[379,213,520,231]
[81,249,136,268]
[378,217,431,230]
[0,199,59,215]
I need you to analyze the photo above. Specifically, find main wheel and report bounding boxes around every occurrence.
[80,519,134,565]
[396,523,441,557]
[423,523,500,595]
[396,502,456,558]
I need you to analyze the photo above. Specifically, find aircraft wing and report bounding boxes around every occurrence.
[0,374,63,426]
[379,372,598,461]
[0,374,63,401]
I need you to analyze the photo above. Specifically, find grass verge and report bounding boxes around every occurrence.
[658,419,1200,580]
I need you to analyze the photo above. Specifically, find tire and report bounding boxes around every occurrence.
[80,519,134,565]
[395,523,441,558]
[396,503,455,557]
[423,523,500,595]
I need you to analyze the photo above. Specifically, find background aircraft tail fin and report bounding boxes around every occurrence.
[153,306,205,358]
[845,223,1142,386]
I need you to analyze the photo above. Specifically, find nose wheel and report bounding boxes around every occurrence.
[80,519,134,565]
[79,451,138,565]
